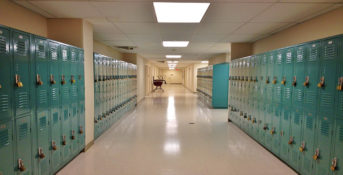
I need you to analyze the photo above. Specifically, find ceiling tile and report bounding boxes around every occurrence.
[90,2,155,22]
[191,35,228,42]
[127,34,161,42]
[233,22,291,34]
[94,33,129,41]
[103,40,135,47]
[203,3,272,22]
[30,1,101,18]
[194,22,243,34]
[113,23,159,34]
[225,34,262,42]
[251,3,334,22]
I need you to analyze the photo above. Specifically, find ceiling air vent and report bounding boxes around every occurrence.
[116,46,137,51]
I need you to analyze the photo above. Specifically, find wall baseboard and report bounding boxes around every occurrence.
[83,140,94,152]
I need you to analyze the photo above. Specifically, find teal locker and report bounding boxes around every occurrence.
[282,47,294,106]
[289,109,303,169]
[299,110,316,175]
[33,36,50,175]
[70,103,78,155]
[280,105,292,162]
[12,30,31,118]
[271,103,282,155]
[0,26,12,121]
[78,50,85,151]
[212,63,229,108]
[332,119,343,174]
[60,45,71,162]
[273,50,283,104]
[15,115,32,175]
[48,41,61,172]
[69,48,78,156]
[304,41,321,109]
[314,114,334,175]
[293,44,306,108]
[0,120,15,175]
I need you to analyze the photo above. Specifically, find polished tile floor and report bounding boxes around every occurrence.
[58,85,297,175]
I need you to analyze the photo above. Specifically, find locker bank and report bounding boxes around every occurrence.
[0,0,343,175]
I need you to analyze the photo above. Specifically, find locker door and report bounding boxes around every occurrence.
[314,115,334,175]
[12,31,31,118]
[304,42,320,109]
[283,47,294,106]
[289,109,303,169]
[69,48,78,155]
[0,120,14,175]
[15,116,32,175]
[48,41,61,172]
[318,38,339,114]
[332,119,343,175]
[0,27,12,121]
[33,37,50,175]
[61,108,70,162]
[78,50,85,151]
[299,110,316,175]
[280,105,292,162]
[272,103,282,155]
[293,44,306,108]
[273,50,283,104]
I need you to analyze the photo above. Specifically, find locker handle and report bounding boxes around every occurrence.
[79,126,84,134]
[292,76,297,87]
[313,148,320,160]
[36,74,43,86]
[61,75,66,85]
[331,157,337,171]
[18,159,26,172]
[265,77,269,84]
[337,77,343,91]
[270,127,275,135]
[317,76,325,88]
[263,124,268,130]
[50,74,56,85]
[52,141,57,150]
[15,74,23,88]
[299,141,305,152]
[0,84,2,89]
[71,130,75,140]
[272,77,277,84]
[288,136,294,144]
[62,136,67,145]
[303,76,309,87]
[281,77,286,85]
[71,75,76,84]
[38,147,45,159]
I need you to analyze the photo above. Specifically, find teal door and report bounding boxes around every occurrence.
[36,112,50,175]
[272,103,282,155]
[314,114,334,175]
[15,115,32,175]
[332,119,343,175]
[289,109,303,169]
[12,31,31,118]
[0,120,14,175]
[0,27,12,121]
[78,50,85,151]
[304,42,320,109]
[283,47,294,106]
[280,105,292,162]
[70,103,78,155]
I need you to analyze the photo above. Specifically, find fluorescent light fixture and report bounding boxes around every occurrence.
[169,67,175,70]
[167,61,178,64]
[163,41,189,48]
[168,64,177,67]
[166,55,182,59]
[153,2,210,23]
[201,61,209,63]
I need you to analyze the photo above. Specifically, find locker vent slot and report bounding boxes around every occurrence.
[276,54,282,64]
[339,126,343,141]
[51,88,58,102]
[339,95,343,112]
[274,87,281,99]
[309,46,319,61]
[304,91,316,105]
[324,42,337,59]
[53,113,59,124]
[320,120,329,136]
[286,52,292,63]
[296,48,304,62]
[39,116,47,129]
[0,129,9,147]
[0,36,7,53]
[283,88,291,101]
[320,93,334,108]
[16,40,27,56]
[39,90,48,104]
[19,123,28,140]
[306,116,313,129]
[294,89,303,102]
[37,44,46,58]
[71,51,77,62]
[294,113,301,125]
[50,45,58,60]
[71,86,77,97]
[62,87,69,99]
[16,91,29,113]
[0,94,9,112]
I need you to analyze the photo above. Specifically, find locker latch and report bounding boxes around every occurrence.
[288,136,294,144]
[38,147,45,159]
[263,124,268,130]
[0,84,2,89]
[292,76,297,87]
[247,115,251,121]
[303,76,310,87]
[71,130,75,140]
[313,148,320,160]
[62,135,66,145]
[18,159,26,172]
[61,75,66,85]
[52,141,57,150]
[36,74,43,86]
[79,126,84,134]
[281,77,286,85]
[270,127,275,135]
[50,74,56,85]
[299,141,305,152]
[15,74,23,87]
[266,77,269,84]
[272,77,277,84]
[337,77,343,91]
[317,76,325,88]
[331,157,337,171]
[252,118,256,124]
[71,75,76,84]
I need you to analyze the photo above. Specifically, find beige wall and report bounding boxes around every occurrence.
[231,43,252,60]
[0,0,47,37]
[184,63,208,92]
[209,53,229,65]
[47,19,83,48]
[145,61,160,95]
[253,6,343,54]
[93,40,123,60]
[161,69,184,84]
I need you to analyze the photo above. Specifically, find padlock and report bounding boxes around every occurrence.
[272,77,277,84]
[270,127,275,135]
[15,74,23,87]
[263,124,268,130]
[266,77,269,84]
[292,76,297,87]
[317,76,325,88]
[331,157,337,171]
[52,141,57,150]
[337,77,343,91]
[303,76,309,87]
[71,130,75,140]
[281,77,286,85]
[50,74,56,85]
[18,159,26,172]
[299,141,305,152]
[38,147,45,159]
[0,84,2,89]
[288,136,294,144]
[71,75,76,84]
[313,148,320,160]
[79,126,84,134]
[62,136,66,145]
[61,75,66,85]
[36,74,43,86]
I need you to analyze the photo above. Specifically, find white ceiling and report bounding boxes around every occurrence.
[15,0,343,64]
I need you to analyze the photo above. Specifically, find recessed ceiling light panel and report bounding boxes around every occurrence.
[153,2,210,23]
[201,61,209,63]
[163,41,189,47]
[166,55,182,59]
